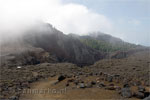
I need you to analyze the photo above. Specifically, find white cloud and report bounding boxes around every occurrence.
[0,0,112,36]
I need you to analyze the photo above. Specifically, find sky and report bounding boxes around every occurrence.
[0,0,149,46]
[63,0,150,46]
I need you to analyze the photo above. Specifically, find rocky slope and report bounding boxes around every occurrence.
[0,49,149,100]
[0,23,105,67]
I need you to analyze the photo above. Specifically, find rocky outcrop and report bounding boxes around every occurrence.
[0,45,58,66]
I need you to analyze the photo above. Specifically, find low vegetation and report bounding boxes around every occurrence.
[80,37,138,52]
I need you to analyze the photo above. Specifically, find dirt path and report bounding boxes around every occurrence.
[20,76,138,100]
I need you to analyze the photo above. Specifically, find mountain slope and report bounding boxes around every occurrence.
[23,23,106,66]
[1,23,147,67]
[79,32,140,52]
[0,23,106,66]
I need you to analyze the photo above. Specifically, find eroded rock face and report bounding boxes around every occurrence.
[24,28,105,66]
[0,46,58,67]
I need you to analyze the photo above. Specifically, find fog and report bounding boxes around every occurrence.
[0,0,112,42]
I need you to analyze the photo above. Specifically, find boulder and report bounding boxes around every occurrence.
[121,87,132,98]
[99,72,103,76]
[144,92,150,98]
[89,72,93,76]
[91,81,96,85]
[74,80,80,85]
[78,83,86,89]
[28,77,38,83]
[136,81,142,86]
[9,96,19,100]
[94,72,98,76]
[144,81,150,86]
[123,84,130,88]
[109,83,114,86]
[78,72,83,75]
[105,84,115,90]
[133,92,145,99]
[138,86,145,93]
[65,83,69,87]
[143,95,150,100]
[105,86,115,90]
[98,82,106,88]
[58,75,66,81]
[67,79,74,83]
[105,75,113,82]
[114,74,120,78]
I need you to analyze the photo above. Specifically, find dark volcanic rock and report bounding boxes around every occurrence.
[98,82,106,88]
[65,83,69,87]
[105,85,115,90]
[74,80,80,85]
[123,84,130,88]
[91,81,96,85]
[105,84,116,90]
[9,95,19,100]
[143,96,150,100]
[58,75,66,82]
[133,92,145,99]
[105,75,113,82]
[121,87,132,98]
[67,79,74,83]
[138,86,145,93]
[144,81,150,86]
[144,92,150,98]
